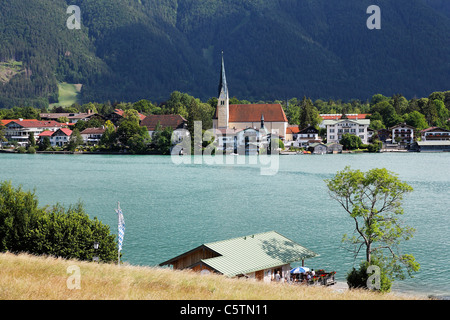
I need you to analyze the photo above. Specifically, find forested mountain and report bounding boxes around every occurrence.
[1,0,450,107]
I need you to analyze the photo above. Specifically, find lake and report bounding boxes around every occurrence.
[0,152,449,297]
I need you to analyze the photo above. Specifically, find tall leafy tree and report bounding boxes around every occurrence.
[299,96,321,129]
[325,167,420,290]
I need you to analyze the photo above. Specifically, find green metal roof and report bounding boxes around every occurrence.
[201,231,319,277]
[417,141,450,146]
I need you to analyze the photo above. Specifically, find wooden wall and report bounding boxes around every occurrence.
[172,246,219,270]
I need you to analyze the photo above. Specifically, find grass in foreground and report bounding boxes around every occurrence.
[0,252,425,300]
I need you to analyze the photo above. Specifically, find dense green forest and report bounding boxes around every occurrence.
[2,90,449,131]
[0,0,449,108]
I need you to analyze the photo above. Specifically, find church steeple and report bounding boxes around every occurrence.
[218,51,228,98]
[217,51,229,128]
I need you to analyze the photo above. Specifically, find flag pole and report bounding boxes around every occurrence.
[116,200,125,267]
[117,201,120,266]
[117,201,121,267]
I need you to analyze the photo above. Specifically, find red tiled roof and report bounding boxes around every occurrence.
[1,119,41,126]
[320,114,370,120]
[54,128,73,136]
[114,109,146,121]
[286,126,300,134]
[4,119,66,128]
[141,114,187,131]
[420,126,450,133]
[228,104,288,123]
[39,131,54,137]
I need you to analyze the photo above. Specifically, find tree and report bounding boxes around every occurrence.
[116,109,143,146]
[434,99,450,128]
[369,120,385,131]
[100,120,117,148]
[127,132,151,154]
[57,116,70,123]
[404,111,429,131]
[340,133,362,150]
[299,97,321,129]
[28,132,36,148]
[152,125,173,155]
[40,136,51,151]
[67,129,84,151]
[325,167,420,290]
[0,124,7,149]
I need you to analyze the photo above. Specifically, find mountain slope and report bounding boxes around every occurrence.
[0,0,449,106]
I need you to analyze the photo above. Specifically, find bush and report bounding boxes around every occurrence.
[17,146,27,153]
[0,181,118,263]
[368,140,383,153]
[27,146,36,154]
[340,133,362,150]
[347,259,392,293]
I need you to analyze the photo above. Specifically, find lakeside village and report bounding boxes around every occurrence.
[1,56,449,155]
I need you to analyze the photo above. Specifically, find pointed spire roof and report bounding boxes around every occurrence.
[218,51,228,97]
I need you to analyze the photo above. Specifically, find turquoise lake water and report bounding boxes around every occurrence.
[0,152,449,297]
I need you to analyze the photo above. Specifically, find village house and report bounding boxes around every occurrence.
[80,127,106,145]
[285,126,300,143]
[2,119,66,146]
[420,127,450,141]
[376,128,391,142]
[319,114,370,128]
[391,123,415,145]
[212,54,288,153]
[159,231,318,282]
[140,114,188,143]
[40,110,101,123]
[296,125,321,147]
[323,118,370,145]
[39,128,73,147]
[107,109,146,124]
[307,142,328,155]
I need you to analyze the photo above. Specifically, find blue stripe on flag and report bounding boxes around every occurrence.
[116,208,125,252]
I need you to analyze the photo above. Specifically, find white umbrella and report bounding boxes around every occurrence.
[290,266,310,274]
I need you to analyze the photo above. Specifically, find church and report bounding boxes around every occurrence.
[212,54,288,148]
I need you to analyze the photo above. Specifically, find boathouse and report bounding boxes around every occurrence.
[159,231,318,282]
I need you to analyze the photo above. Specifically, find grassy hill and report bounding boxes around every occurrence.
[0,252,425,300]
[50,83,82,108]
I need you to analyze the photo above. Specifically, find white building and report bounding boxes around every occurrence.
[3,119,66,146]
[323,118,371,144]
[39,128,73,147]
[80,127,106,145]
[420,127,450,141]
[391,123,414,144]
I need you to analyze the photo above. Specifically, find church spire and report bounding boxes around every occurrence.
[216,51,229,129]
[218,51,228,98]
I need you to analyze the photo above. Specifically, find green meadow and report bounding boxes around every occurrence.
[51,82,82,107]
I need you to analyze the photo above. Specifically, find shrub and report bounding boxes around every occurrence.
[347,259,392,293]
[0,181,118,263]
[17,146,27,153]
